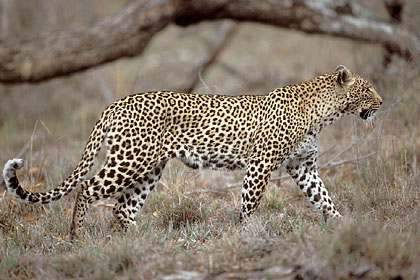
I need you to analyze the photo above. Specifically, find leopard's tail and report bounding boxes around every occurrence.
[2,104,116,204]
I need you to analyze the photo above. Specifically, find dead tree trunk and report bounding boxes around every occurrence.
[0,0,418,84]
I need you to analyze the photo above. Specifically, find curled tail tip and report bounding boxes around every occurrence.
[3,158,24,178]
[7,158,24,170]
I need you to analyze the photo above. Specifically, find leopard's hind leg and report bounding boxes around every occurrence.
[70,161,140,239]
[112,161,166,230]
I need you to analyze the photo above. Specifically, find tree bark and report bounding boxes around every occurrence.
[0,0,418,84]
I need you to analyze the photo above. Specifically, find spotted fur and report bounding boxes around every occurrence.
[2,65,382,238]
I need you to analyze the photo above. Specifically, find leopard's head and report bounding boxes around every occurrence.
[335,65,383,122]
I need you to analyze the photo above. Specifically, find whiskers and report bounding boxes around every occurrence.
[364,109,377,123]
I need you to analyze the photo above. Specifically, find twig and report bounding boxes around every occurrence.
[318,128,359,159]
[181,21,239,93]
[318,152,375,170]
[226,152,376,188]
[17,132,38,158]
[185,189,228,195]
[89,71,115,104]
[383,0,404,67]
[322,134,368,165]
[0,123,41,188]
[270,152,376,182]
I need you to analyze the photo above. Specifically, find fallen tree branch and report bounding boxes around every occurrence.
[0,0,418,84]
[0,0,178,84]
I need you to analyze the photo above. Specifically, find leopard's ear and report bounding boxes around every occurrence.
[336,65,355,87]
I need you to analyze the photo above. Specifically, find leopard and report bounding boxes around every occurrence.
[2,65,382,238]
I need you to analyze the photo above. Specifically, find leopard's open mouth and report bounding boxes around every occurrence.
[360,109,376,120]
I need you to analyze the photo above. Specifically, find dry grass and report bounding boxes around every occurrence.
[1,2,420,278]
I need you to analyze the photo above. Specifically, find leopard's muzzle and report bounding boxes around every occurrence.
[359,109,377,120]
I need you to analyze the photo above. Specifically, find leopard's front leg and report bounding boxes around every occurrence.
[240,158,274,220]
[285,142,342,219]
